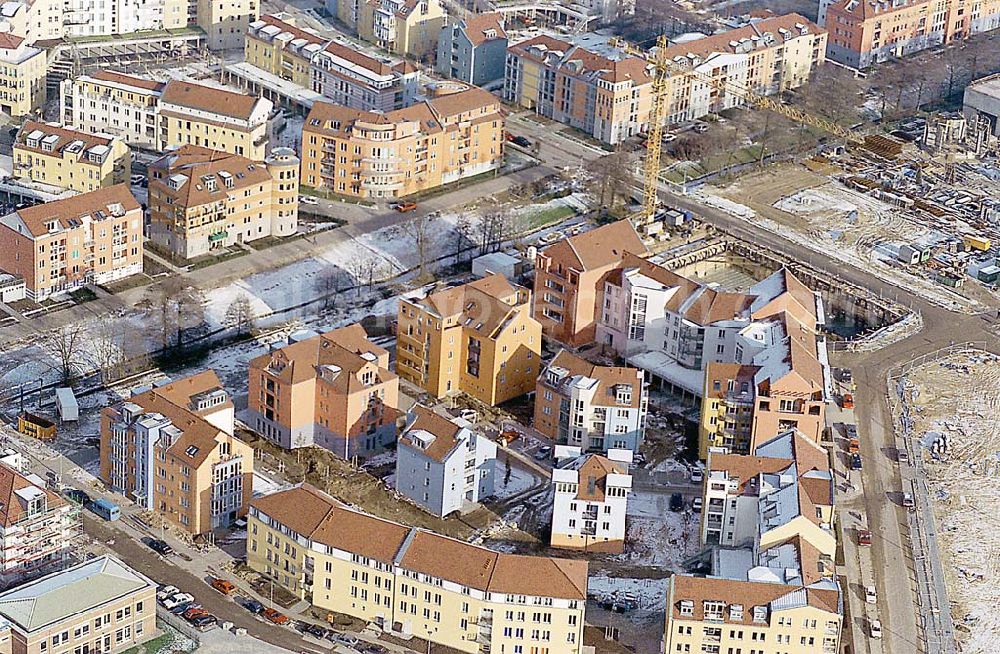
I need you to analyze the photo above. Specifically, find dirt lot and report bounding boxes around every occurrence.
[243,431,497,540]
[901,351,1000,654]
[714,162,828,231]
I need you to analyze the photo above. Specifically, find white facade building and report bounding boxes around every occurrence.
[395,406,497,517]
[534,349,647,453]
[550,446,631,553]
[60,71,166,149]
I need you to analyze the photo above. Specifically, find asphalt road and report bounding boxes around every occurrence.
[665,186,999,654]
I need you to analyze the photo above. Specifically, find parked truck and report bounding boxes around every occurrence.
[963,235,991,252]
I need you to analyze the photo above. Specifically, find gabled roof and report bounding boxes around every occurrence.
[409,274,527,339]
[161,80,263,121]
[0,463,66,528]
[150,145,272,207]
[249,484,589,599]
[541,349,643,409]
[461,12,507,46]
[659,13,824,64]
[669,574,840,624]
[509,34,654,85]
[90,70,165,92]
[16,121,118,164]
[541,220,647,272]
[563,453,628,502]
[398,405,465,463]
[10,184,139,238]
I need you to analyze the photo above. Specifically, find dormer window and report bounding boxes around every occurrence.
[615,385,632,406]
[703,600,724,621]
[752,605,767,623]
[729,604,743,621]
[679,600,694,616]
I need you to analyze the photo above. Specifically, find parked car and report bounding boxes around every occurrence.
[262,608,290,625]
[192,615,218,629]
[304,624,328,639]
[691,497,703,512]
[210,578,236,595]
[130,174,146,185]
[690,469,704,483]
[693,123,709,133]
[631,452,646,467]
[511,135,531,147]
[183,607,209,621]
[169,601,198,615]
[240,597,264,614]
[333,634,360,648]
[393,202,417,213]
[901,491,915,509]
[845,424,859,440]
[870,619,882,639]
[661,133,677,143]
[534,445,552,461]
[147,539,173,556]
[156,585,180,602]
[865,585,877,604]
[162,593,194,610]
[848,438,861,454]
[841,393,855,409]
[669,493,684,512]
[897,447,909,464]
[88,498,121,521]
[850,453,863,470]
[858,529,872,546]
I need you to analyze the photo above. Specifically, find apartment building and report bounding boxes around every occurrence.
[534,350,647,452]
[654,14,827,123]
[246,324,401,456]
[700,429,834,548]
[822,0,1000,68]
[665,429,840,654]
[197,0,257,50]
[354,0,445,57]
[0,185,143,301]
[396,274,542,406]
[311,40,419,112]
[663,574,842,654]
[248,484,588,654]
[301,86,503,199]
[159,80,272,160]
[533,220,647,346]
[147,145,299,259]
[99,370,253,534]
[550,446,631,553]
[395,405,497,516]
[0,35,44,118]
[592,254,829,456]
[13,122,130,193]
[245,14,326,87]
[0,556,156,654]
[0,0,186,43]
[504,34,655,145]
[436,13,508,86]
[0,464,79,587]
[60,71,166,149]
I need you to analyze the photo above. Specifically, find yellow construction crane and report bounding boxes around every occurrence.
[631,35,869,226]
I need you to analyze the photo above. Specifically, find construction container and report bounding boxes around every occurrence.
[963,235,991,252]
[55,387,78,422]
[18,412,56,441]
[977,265,1000,284]
[897,244,921,265]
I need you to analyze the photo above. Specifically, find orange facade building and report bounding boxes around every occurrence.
[533,220,647,347]
[0,185,142,301]
[822,0,1000,67]
[300,86,503,199]
[247,324,401,457]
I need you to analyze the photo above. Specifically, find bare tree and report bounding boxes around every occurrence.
[346,255,384,295]
[315,267,351,309]
[402,212,439,281]
[452,214,475,265]
[142,277,205,350]
[88,315,128,383]
[224,293,256,335]
[41,324,85,383]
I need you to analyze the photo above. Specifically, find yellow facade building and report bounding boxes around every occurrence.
[248,484,588,654]
[346,0,444,57]
[245,14,326,87]
[300,85,503,199]
[159,80,273,161]
[13,121,130,193]
[197,0,257,51]
[0,34,45,118]
[148,144,299,259]
[396,274,542,406]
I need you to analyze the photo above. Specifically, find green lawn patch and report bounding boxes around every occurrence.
[523,204,576,229]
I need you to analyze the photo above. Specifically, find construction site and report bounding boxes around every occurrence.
[696,114,1000,314]
[891,347,1000,654]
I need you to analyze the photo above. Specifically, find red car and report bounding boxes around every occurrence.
[183,607,209,621]
[262,608,289,625]
[858,529,872,545]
